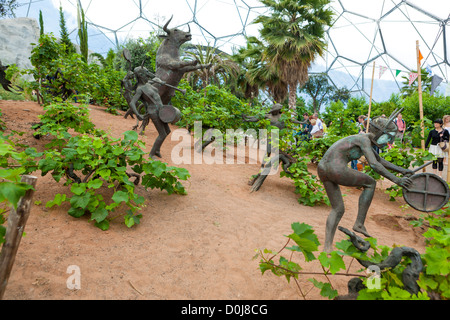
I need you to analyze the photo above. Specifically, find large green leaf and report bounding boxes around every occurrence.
[123,130,138,143]
[286,222,320,261]
[71,183,87,195]
[318,251,346,275]
[0,182,32,209]
[87,179,103,189]
[308,278,338,300]
[91,206,108,223]
[112,190,129,203]
[70,193,91,209]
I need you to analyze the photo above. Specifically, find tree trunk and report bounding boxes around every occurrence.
[288,82,297,109]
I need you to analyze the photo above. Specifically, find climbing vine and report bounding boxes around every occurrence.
[256,207,449,300]
[41,130,190,230]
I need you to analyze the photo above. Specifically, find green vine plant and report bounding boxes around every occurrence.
[280,157,330,207]
[412,207,450,299]
[32,100,103,142]
[0,131,41,244]
[274,108,331,207]
[255,218,448,300]
[39,130,189,230]
[28,101,190,230]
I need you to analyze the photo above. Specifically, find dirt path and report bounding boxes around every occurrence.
[0,100,427,300]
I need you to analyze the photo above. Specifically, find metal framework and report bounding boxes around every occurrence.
[316,0,450,100]
[15,0,450,100]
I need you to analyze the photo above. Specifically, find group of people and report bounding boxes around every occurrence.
[296,112,326,142]
[348,112,450,178]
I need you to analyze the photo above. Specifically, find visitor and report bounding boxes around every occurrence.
[425,118,449,178]
[310,119,323,138]
[297,112,312,143]
[443,115,450,133]
[311,113,324,138]
[394,112,406,143]
[312,113,324,131]
[442,115,450,165]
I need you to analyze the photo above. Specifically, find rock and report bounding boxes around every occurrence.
[0,17,100,78]
[0,18,40,77]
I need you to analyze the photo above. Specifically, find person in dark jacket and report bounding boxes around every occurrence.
[425,118,449,178]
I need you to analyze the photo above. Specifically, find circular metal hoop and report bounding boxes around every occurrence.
[403,173,449,212]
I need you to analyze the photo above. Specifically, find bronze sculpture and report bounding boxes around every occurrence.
[243,103,302,191]
[317,109,414,253]
[0,60,22,93]
[128,66,169,158]
[336,226,423,298]
[122,17,211,159]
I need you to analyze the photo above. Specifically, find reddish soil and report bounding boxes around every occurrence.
[0,100,428,300]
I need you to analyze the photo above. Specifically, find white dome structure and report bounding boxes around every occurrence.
[12,0,450,101]
[15,0,268,54]
[314,0,450,101]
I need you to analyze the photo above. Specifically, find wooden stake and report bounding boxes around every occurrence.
[416,41,425,151]
[447,154,450,183]
[0,175,37,299]
[366,61,376,133]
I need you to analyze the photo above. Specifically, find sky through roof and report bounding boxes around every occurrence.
[12,0,450,101]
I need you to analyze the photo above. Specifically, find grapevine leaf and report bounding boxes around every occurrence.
[87,179,103,189]
[308,278,338,300]
[91,207,108,223]
[70,193,91,209]
[112,190,129,203]
[46,193,67,208]
[71,183,87,196]
[123,130,138,143]
[68,207,85,218]
[94,219,110,231]
[0,182,32,209]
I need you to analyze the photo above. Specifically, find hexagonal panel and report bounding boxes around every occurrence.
[13,0,450,102]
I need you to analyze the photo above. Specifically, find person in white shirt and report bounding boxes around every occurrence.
[311,113,324,138]
[313,113,323,130]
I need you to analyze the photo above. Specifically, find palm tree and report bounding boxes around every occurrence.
[253,0,334,109]
[232,36,287,103]
[184,44,240,90]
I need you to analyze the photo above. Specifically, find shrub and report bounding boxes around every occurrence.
[41,130,190,230]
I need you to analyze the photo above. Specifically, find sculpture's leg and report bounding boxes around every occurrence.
[201,136,215,151]
[132,120,139,131]
[149,115,169,158]
[163,122,171,136]
[353,177,376,237]
[250,154,280,192]
[322,180,345,253]
[139,118,149,135]
[250,173,268,192]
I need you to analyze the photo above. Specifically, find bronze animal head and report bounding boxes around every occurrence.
[159,16,192,46]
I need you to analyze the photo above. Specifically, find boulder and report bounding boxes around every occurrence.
[0,17,40,72]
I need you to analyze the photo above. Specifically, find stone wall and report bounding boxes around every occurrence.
[0,17,100,81]
[0,17,40,71]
